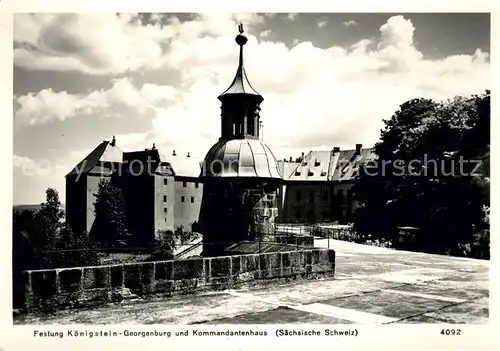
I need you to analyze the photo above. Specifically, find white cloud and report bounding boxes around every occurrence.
[15,78,178,126]
[260,29,271,38]
[342,20,358,27]
[14,13,264,75]
[15,14,490,167]
[317,20,328,28]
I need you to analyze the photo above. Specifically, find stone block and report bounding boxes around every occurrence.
[259,253,270,272]
[210,257,231,278]
[312,250,320,265]
[58,269,82,293]
[305,250,313,265]
[124,265,142,291]
[318,249,329,265]
[290,251,306,274]
[31,270,57,297]
[269,253,281,270]
[204,259,211,282]
[327,249,336,264]
[267,267,282,278]
[280,252,291,268]
[173,259,203,280]
[141,263,155,286]
[312,263,331,273]
[23,271,32,296]
[243,254,259,273]
[231,256,242,276]
[83,267,111,290]
[282,267,292,276]
[155,261,173,281]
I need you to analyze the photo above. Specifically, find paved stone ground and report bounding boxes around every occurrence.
[14,239,489,325]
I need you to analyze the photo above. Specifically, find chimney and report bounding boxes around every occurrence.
[110,135,116,147]
[355,143,362,155]
[333,147,340,153]
[173,150,176,156]
[301,152,304,159]
[187,152,191,158]
[289,156,292,162]
[152,143,156,150]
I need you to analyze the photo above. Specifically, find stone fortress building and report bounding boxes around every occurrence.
[65,24,375,248]
[65,138,202,245]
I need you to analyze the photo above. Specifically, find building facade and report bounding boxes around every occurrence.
[65,138,203,245]
[278,145,377,224]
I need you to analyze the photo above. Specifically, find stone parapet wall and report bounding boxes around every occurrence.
[22,248,335,313]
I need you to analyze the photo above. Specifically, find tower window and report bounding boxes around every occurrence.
[164,208,167,213]
[163,195,167,202]
[164,178,167,185]
[195,182,199,188]
[181,196,185,202]
[183,181,187,187]
[191,196,195,203]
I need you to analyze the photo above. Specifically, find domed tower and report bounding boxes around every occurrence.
[200,24,283,256]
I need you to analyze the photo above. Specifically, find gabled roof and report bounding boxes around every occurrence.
[288,150,332,181]
[277,161,301,179]
[66,141,122,177]
[329,148,377,181]
[285,147,377,182]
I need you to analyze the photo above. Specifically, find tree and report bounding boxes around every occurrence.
[62,226,98,267]
[353,91,490,255]
[35,188,64,248]
[93,179,131,247]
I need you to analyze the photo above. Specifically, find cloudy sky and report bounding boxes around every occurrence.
[12,13,490,205]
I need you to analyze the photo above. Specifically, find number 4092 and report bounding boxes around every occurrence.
[441,329,461,335]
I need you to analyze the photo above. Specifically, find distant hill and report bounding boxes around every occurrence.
[13,204,43,214]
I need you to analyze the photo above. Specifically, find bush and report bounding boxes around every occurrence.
[156,230,176,251]
[470,229,489,259]
[144,246,174,262]
[174,225,197,245]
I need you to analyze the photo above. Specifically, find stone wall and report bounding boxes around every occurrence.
[22,248,335,313]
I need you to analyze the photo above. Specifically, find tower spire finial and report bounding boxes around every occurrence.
[235,23,248,67]
[218,23,262,103]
